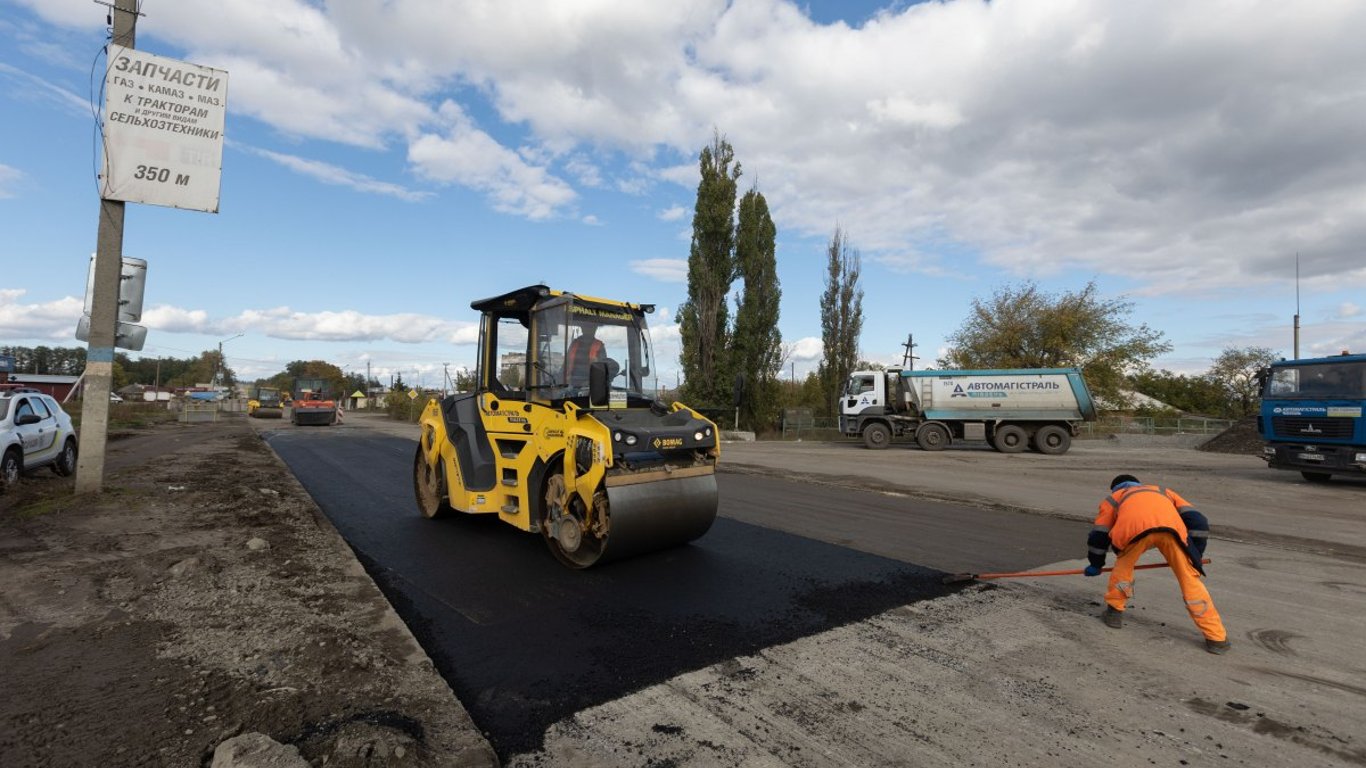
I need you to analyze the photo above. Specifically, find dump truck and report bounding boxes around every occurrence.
[840,367,1097,454]
[247,386,284,419]
[288,378,337,426]
[1257,352,1366,482]
[413,285,719,568]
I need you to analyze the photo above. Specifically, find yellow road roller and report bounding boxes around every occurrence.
[413,285,719,568]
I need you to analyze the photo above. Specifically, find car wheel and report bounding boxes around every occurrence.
[52,438,78,476]
[1,449,20,492]
[916,423,950,451]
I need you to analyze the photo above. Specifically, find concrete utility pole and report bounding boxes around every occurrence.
[75,0,137,495]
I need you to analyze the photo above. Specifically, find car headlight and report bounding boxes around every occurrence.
[1355,452,1366,463]
[1263,447,1276,456]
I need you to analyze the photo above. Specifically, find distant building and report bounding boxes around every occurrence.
[5,373,80,401]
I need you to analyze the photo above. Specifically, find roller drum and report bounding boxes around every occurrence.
[597,472,718,564]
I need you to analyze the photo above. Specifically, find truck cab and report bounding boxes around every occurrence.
[1258,352,1366,482]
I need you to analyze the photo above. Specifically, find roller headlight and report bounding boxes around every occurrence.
[705,427,713,437]
[625,434,638,446]
[614,431,622,442]
[694,431,704,441]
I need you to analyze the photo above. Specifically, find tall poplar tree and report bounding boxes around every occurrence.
[732,186,782,429]
[817,227,863,416]
[679,131,740,405]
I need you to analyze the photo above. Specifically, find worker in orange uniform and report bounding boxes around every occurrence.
[564,324,606,389]
[1085,474,1230,654]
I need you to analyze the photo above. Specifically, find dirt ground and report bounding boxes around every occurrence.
[0,415,495,767]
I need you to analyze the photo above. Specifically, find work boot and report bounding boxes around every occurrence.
[1205,638,1232,655]
[1102,606,1123,629]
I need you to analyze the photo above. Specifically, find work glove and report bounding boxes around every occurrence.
[1083,564,1103,577]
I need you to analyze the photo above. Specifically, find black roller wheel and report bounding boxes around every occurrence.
[992,424,1027,453]
[1032,425,1071,455]
[916,423,950,451]
[863,422,892,450]
[413,444,451,518]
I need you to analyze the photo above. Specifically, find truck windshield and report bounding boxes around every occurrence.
[1266,361,1366,399]
[845,375,877,396]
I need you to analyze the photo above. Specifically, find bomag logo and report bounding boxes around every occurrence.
[652,436,684,449]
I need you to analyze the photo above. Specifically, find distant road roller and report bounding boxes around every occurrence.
[413,285,719,568]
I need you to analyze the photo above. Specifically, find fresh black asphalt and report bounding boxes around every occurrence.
[266,428,1082,758]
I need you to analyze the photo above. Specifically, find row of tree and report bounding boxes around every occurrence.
[672,134,1279,430]
[1,345,239,391]
[0,346,406,406]
[676,133,868,430]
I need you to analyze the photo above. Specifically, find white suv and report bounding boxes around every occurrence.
[1,389,79,492]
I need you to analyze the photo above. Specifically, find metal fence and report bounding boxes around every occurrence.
[1077,416,1233,437]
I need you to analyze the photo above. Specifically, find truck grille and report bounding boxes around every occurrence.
[1272,416,1355,440]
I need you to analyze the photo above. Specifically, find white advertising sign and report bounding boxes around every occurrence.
[101,46,228,213]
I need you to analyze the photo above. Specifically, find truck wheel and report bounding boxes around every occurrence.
[992,424,1027,453]
[1032,425,1071,455]
[1301,471,1332,484]
[916,423,950,451]
[862,422,892,450]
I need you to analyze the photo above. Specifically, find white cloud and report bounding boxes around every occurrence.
[0,163,23,198]
[142,305,213,334]
[790,336,823,361]
[409,102,576,220]
[222,306,478,345]
[581,214,602,226]
[1338,302,1361,319]
[0,61,90,118]
[14,0,1366,289]
[241,144,430,201]
[0,289,82,341]
[630,258,687,283]
[657,204,687,222]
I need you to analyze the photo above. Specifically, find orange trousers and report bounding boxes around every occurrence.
[1106,533,1227,642]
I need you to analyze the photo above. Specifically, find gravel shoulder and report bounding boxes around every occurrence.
[0,415,496,767]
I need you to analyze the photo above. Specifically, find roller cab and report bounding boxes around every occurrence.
[413,285,719,568]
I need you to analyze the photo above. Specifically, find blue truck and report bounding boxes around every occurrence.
[839,368,1097,454]
[1258,352,1366,482]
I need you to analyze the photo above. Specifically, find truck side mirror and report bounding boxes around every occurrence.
[589,361,610,407]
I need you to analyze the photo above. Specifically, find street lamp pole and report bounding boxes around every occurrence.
[214,333,243,390]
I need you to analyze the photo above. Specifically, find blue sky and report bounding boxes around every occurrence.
[2,0,1363,392]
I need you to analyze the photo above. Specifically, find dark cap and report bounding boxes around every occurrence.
[1110,474,1140,490]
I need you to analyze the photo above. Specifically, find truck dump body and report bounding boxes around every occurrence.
[904,369,1096,421]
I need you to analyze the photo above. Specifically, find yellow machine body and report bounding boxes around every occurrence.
[413,285,720,568]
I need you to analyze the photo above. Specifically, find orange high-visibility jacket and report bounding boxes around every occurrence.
[565,337,606,385]
[1093,484,1196,551]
